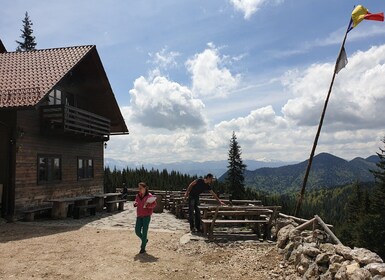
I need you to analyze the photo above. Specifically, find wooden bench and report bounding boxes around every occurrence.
[23,206,52,222]
[73,204,97,219]
[200,206,280,239]
[105,200,125,212]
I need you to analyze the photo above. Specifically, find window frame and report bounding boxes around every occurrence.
[48,89,62,105]
[77,157,94,180]
[37,154,62,184]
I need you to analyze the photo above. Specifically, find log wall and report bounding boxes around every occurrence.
[14,109,104,211]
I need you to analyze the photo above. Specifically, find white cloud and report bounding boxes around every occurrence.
[129,74,206,131]
[282,45,385,132]
[148,47,180,69]
[110,45,385,165]
[186,44,240,98]
[229,0,283,19]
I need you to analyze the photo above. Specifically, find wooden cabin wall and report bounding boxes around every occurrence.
[14,109,104,211]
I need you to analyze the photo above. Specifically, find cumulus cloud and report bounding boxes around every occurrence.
[186,44,240,98]
[229,0,284,19]
[129,74,206,130]
[282,45,385,131]
[109,45,385,165]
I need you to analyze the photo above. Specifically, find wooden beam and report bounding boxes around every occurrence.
[295,217,316,231]
[314,215,342,245]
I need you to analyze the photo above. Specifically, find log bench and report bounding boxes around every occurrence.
[201,219,269,237]
[73,204,97,219]
[23,206,52,222]
[105,199,125,212]
[200,206,281,239]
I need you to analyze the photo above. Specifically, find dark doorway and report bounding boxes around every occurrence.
[0,110,16,219]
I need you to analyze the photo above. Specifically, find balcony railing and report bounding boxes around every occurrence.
[40,105,110,141]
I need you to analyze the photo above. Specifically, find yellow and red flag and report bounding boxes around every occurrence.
[349,5,384,31]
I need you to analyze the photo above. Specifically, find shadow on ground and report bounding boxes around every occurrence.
[0,211,122,243]
[134,252,159,263]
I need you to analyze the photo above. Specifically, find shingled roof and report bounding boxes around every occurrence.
[0,44,128,133]
[0,45,93,108]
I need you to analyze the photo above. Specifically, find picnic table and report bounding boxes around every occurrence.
[46,196,94,219]
[93,192,122,211]
[199,198,261,206]
[199,205,281,239]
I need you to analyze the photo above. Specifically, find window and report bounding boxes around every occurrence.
[48,89,62,105]
[78,158,94,179]
[38,155,61,183]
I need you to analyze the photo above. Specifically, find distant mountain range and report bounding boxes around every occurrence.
[104,158,294,177]
[227,153,380,194]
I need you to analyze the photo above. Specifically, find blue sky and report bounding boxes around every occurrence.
[2,1,385,164]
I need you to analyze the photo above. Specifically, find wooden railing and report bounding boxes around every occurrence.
[40,105,110,141]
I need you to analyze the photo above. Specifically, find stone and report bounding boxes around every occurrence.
[335,244,353,260]
[335,265,348,280]
[303,263,319,279]
[297,265,307,275]
[348,268,372,280]
[303,245,321,258]
[373,275,385,280]
[301,230,312,237]
[320,243,336,255]
[351,247,384,266]
[300,254,312,266]
[277,224,295,249]
[320,271,334,280]
[330,254,344,264]
[284,242,296,261]
[318,265,328,274]
[304,236,314,243]
[316,253,330,265]
[289,229,301,242]
[365,263,385,276]
[346,262,360,274]
[329,262,342,274]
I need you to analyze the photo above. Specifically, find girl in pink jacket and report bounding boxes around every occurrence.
[134,182,156,254]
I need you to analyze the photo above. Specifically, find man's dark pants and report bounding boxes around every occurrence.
[188,195,201,231]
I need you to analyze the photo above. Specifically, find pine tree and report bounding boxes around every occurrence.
[225,132,247,199]
[369,138,385,258]
[16,12,37,51]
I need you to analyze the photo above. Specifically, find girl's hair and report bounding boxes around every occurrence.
[138,182,149,197]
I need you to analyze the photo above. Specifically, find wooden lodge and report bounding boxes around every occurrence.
[0,40,128,220]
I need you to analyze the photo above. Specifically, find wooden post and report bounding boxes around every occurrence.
[295,217,316,231]
[294,17,352,216]
[314,215,342,245]
[209,206,220,239]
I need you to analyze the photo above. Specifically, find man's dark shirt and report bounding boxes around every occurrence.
[189,178,211,197]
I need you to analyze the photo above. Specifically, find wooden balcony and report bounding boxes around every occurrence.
[40,105,110,141]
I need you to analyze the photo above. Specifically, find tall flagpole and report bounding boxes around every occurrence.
[294,20,351,217]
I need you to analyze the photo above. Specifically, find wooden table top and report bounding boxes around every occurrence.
[46,196,94,203]
[93,193,121,198]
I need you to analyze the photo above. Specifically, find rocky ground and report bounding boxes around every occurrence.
[0,203,295,280]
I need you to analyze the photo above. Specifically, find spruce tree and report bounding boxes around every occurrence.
[225,132,247,199]
[16,12,37,51]
[369,138,385,258]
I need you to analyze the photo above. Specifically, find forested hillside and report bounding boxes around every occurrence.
[236,153,378,193]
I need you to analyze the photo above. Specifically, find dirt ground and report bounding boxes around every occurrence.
[0,204,297,280]
[0,222,290,280]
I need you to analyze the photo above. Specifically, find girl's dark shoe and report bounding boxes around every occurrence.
[139,248,146,254]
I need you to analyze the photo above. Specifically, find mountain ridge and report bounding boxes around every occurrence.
[230,152,380,193]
